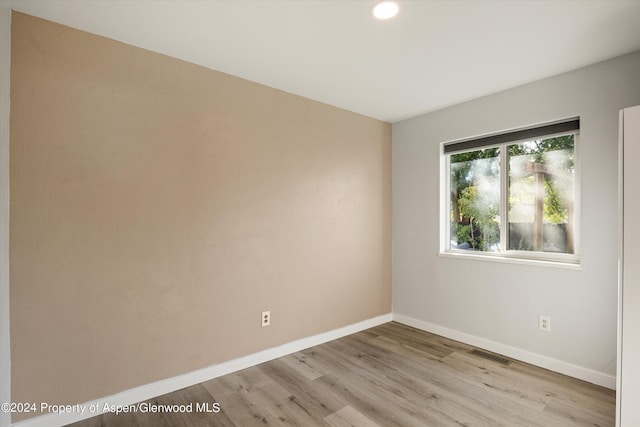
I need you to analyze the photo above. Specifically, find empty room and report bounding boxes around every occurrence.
[2,1,640,426]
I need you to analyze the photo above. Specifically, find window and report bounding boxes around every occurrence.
[442,119,579,265]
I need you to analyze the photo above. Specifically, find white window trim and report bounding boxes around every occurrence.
[439,126,581,268]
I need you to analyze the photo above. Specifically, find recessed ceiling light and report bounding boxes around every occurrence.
[372,1,399,20]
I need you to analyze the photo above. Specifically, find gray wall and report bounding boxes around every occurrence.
[392,51,640,383]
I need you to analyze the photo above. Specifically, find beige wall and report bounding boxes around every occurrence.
[10,12,391,420]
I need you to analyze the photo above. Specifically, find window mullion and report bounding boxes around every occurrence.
[500,147,508,252]
[443,152,451,252]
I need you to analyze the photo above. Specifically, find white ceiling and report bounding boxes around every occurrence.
[9,0,640,123]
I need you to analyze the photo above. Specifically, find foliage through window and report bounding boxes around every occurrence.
[443,120,579,263]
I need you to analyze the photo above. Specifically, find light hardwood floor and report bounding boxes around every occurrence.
[69,322,615,426]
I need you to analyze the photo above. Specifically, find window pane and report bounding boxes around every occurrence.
[508,136,575,253]
[450,148,500,252]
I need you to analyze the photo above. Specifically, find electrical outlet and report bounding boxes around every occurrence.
[539,315,551,332]
[261,311,271,327]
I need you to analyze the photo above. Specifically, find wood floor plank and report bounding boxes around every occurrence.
[258,358,348,422]
[325,330,583,427]
[370,323,461,358]
[319,336,548,427]
[278,351,327,381]
[66,322,615,427]
[324,405,381,427]
[440,351,549,411]
[203,365,318,426]
[314,337,524,426]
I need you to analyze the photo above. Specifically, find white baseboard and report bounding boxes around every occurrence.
[13,311,614,426]
[13,313,392,427]
[392,313,616,390]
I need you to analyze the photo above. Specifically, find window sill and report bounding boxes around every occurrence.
[438,251,582,270]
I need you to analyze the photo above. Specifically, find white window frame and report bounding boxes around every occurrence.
[439,120,581,268]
